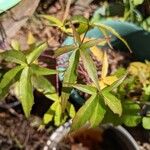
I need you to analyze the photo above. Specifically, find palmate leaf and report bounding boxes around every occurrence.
[81,38,106,49]
[80,48,100,91]
[89,95,106,127]
[0,65,23,90]
[71,94,97,130]
[103,73,127,92]
[102,91,122,116]
[54,45,77,57]
[26,42,47,64]
[19,67,34,118]
[0,50,27,65]
[61,50,79,112]
[64,83,97,95]
[32,75,59,101]
[72,94,106,130]
[30,64,57,76]
[94,23,132,52]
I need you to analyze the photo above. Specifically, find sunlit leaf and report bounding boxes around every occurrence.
[133,0,144,6]
[102,91,122,116]
[19,67,34,118]
[0,50,27,65]
[31,64,57,76]
[67,102,76,118]
[32,75,59,101]
[142,117,150,129]
[71,94,97,130]
[11,40,20,51]
[27,32,36,45]
[80,48,100,91]
[27,42,47,64]
[103,73,127,92]
[101,51,108,78]
[43,107,54,124]
[64,83,97,95]
[54,45,77,57]
[90,46,104,62]
[0,66,23,90]
[61,50,79,112]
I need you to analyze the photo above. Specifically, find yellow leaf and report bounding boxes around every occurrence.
[101,51,108,78]
[102,75,118,85]
[27,32,36,45]
[90,46,104,62]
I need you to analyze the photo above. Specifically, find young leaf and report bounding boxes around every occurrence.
[32,75,59,101]
[81,38,106,49]
[102,91,122,116]
[101,51,108,78]
[30,64,57,76]
[89,95,106,127]
[70,15,88,24]
[26,42,47,64]
[43,107,54,124]
[80,48,100,91]
[0,65,23,90]
[71,94,97,130]
[0,50,27,65]
[61,50,79,112]
[19,67,34,118]
[142,117,150,129]
[54,45,77,57]
[11,39,20,51]
[96,23,132,52]
[64,83,97,95]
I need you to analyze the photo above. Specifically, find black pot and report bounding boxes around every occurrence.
[43,120,139,150]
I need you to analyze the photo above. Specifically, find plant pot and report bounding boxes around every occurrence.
[43,120,139,150]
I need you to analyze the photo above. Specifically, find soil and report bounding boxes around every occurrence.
[0,0,150,150]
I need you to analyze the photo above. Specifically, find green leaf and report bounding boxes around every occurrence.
[0,50,27,65]
[70,23,81,45]
[103,73,127,92]
[90,95,106,127]
[19,67,34,118]
[96,23,132,52]
[30,64,57,76]
[67,102,76,118]
[70,15,88,24]
[0,66,23,89]
[71,94,97,130]
[133,0,144,6]
[122,101,141,127]
[81,39,106,49]
[80,48,100,91]
[102,91,122,116]
[64,83,97,95]
[11,40,20,51]
[61,50,79,112]
[54,45,77,57]
[43,107,54,124]
[32,75,59,101]
[142,117,150,129]
[40,15,63,27]
[26,42,47,64]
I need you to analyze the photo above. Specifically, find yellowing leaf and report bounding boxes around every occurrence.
[27,32,36,45]
[90,46,104,62]
[11,39,20,51]
[102,75,118,85]
[101,51,108,78]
